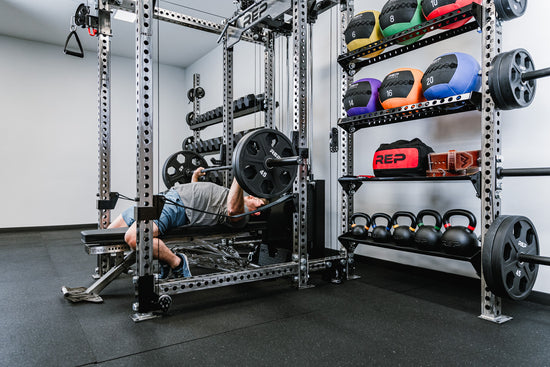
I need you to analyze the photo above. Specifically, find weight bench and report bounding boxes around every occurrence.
[62,221,268,303]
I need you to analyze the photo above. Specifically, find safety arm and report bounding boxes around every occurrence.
[226,178,245,222]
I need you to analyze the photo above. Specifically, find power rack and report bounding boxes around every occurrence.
[335,0,511,323]
[90,0,350,321]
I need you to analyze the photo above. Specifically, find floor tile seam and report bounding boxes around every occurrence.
[75,309,320,366]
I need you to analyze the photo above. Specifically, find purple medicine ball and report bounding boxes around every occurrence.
[344,78,382,116]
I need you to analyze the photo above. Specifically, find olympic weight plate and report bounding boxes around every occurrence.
[495,0,527,21]
[232,128,297,199]
[489,48,536,110]
[162,150,208,188]
[483,215,539,301]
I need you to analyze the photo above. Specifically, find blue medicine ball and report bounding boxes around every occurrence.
[422,52,481,100]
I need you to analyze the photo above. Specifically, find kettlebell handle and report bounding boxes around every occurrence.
[416,209,443,230]
[371,213,392,229]
[351,212,371,229]
[391,211,417,230]
[442,209,477,231]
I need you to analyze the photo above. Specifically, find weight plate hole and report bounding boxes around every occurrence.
[526,228,535,244]
[247,141,260,155]
[261,180,274,195]
[244,165,257,179]
[519,277,527,292]
[513,222,522,239]
[176,154,185,164]
[280,171,291,185]
[266,133,279,147]
[506,272,514,289]
[503,243,512,261]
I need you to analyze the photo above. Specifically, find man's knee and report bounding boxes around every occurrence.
[124,230,137,249]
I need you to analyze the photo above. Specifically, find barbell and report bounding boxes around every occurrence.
[489,48,550,110]
[163,128,301,199]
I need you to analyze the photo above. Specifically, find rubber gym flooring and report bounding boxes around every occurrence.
[1,227,549,367]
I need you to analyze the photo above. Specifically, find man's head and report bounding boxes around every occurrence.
[244,195,268,216]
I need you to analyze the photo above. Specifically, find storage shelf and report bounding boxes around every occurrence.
[337,3,482,74]
[338,92,481,133]
[338,172,481,197]
[338,233,481,274]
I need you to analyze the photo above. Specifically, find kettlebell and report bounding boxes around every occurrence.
[371,213,392,242]
[391,211,417,246]
[440,209,479,255]
[414,209,443,251]
[350,212,371,238]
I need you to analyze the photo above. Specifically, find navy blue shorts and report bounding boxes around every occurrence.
[121,189,187,235]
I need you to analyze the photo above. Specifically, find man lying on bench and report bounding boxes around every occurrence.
[108,167,268,280]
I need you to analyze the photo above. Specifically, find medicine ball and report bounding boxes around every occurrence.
[421,0,482,29]
[343,78,382,116]
[379,0,424,45]
[344,10,385,57]
[422,52,481,100]
[379,68,425,109]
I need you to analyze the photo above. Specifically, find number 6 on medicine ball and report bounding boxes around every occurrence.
[421,0,481,29]
[422,52,481,100]
[379,0,425,45]
[344,10,386,57]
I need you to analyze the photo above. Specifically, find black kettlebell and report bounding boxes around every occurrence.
[414,209,443,251]
[371,213,392,242]
[391,211,417,246]
[440,209,479,255]
[350,212,371,238]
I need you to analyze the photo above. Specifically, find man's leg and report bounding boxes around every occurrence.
[108,214,128,229]
[123,222,180,267]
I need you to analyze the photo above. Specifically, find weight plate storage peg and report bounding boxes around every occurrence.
[232,128,299,199]
[483,215,539,301]
[162,150,208,188]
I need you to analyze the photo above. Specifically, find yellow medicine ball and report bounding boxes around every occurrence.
[344,10,385,58]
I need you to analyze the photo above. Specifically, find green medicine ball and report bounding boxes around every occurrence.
[379,0,425,45]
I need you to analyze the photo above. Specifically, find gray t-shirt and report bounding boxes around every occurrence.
[172,182,248,227]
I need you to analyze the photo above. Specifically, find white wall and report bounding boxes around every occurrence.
[0,34,187,228]
[184,2,550,294]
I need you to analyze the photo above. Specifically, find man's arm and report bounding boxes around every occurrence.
[192,167,206,183]
[226,178,245,222]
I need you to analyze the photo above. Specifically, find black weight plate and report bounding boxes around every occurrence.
[489,215,539,301]
[495,0,527,21]
[233,129,297,199]
[162,150,208,188]
[490,49,536,110]
[482,215,511,297]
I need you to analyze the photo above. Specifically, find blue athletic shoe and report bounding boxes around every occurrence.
[172,253,192,278]
[158,261,171,280]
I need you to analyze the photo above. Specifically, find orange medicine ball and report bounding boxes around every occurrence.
[379,68,425,109]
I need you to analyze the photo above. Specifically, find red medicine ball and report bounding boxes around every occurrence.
[421,0,482,29]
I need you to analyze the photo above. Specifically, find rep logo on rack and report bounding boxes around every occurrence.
[237,1,268,29]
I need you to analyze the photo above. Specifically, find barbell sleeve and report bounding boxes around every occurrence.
[265,156,302,167]
[521,67,550,82]
[517,253,550,266]
[497,167,550,178]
